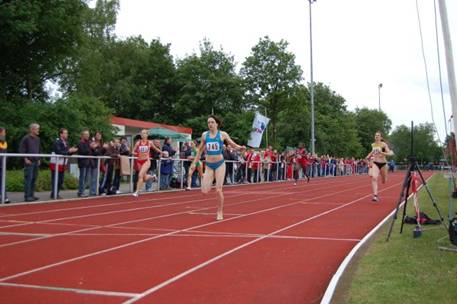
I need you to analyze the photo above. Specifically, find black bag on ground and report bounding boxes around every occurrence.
[403,212,441,225]
[449,218,457,246]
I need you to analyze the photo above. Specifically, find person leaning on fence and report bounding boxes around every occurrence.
[19,123,41,202]
[50,128,78,199]
[99,138,120,195]
[0,127,10,203]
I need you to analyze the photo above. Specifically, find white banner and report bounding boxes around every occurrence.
[247,112,270,148]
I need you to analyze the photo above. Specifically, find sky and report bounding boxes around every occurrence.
[113,0,457,142]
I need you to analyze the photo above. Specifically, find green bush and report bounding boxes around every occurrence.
[5,170,79,192]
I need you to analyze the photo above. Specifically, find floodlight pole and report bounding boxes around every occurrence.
[378,83,383,111]
[308,0,316,155]
[437,0,457,145]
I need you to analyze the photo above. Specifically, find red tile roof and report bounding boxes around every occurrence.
[111,116,192,135]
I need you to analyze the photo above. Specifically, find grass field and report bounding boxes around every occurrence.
[344,173,457,304]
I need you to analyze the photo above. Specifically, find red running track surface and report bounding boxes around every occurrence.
[0,172,431,304]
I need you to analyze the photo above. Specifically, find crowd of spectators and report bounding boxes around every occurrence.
[0,124,370,203]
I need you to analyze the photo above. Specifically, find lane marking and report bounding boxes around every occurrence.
[0,282,139,298]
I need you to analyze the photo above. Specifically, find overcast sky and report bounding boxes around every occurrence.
[113,0,457,142]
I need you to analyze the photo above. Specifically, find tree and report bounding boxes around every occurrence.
[389,123,442,164]
[354,107,392,156]
[241,36,302,146]
[0,0,88,100]
[174,40,244,123]
[276,85,310,149]
[0,96,113,167]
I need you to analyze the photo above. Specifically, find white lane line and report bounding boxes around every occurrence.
[0,282,139,298]
[0,191,222,219]
[0,232,50,237]
[187,212,244,216]
[0,228,361,243]
[123,181,403,304]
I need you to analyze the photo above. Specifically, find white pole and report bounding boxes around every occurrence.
[437,0,457,145]
[53,156,59,199]
[1,156,6,203]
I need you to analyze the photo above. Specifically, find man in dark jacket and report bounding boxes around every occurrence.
[19,123,41,202]
[0,127,10,203]
[50,128,77,199]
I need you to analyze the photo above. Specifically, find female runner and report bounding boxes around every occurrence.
[366,131,393,202]
[191,115,245,220]
[132,129,162,197]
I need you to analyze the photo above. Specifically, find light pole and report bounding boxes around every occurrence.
[308,0,316,155]
[378,83,383,111]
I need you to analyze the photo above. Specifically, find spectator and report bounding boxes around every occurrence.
[119,137,130,156]
[77,129,94,197]
[162,137,176,157]
[144,138,161,192]
[91,131,105,195]
[100,138,120,195]
[225,146,237,184]
[117,137,130,194]
[19,123,41,202]
[0,127,10,203]
[160,150,173,190]
[388,159,396,172]
[50,128,78,199]
[182,141,192,185]
[186,140,202,188]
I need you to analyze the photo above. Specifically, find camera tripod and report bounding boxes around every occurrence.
[386,155,447,241]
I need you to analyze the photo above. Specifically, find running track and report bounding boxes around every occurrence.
[0,172,430,304]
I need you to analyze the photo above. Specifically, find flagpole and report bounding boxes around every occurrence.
[265,108,268,147]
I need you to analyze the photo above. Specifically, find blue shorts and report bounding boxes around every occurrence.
[206,159,225,171]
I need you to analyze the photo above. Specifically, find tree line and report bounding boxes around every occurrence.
[0,0,442,163]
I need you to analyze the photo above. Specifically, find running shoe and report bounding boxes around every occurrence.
[132,192,139,197]
[185,187,191,191]
[372,195,379,202]
[216,212,224,221]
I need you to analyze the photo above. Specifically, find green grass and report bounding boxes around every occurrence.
[5,169,78,192]
[345,173,457,304]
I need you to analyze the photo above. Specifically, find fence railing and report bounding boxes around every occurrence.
[0,153,369,204]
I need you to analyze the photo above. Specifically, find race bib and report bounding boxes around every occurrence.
[138,146,149,153]
[372,147,382,154]
[206,142,220,152]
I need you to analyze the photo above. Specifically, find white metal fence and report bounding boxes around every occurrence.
[0,153,369,204]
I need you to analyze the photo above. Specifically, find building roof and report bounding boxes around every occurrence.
[111,116,192,135]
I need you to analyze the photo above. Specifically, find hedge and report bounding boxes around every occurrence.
[5,170,78,192]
